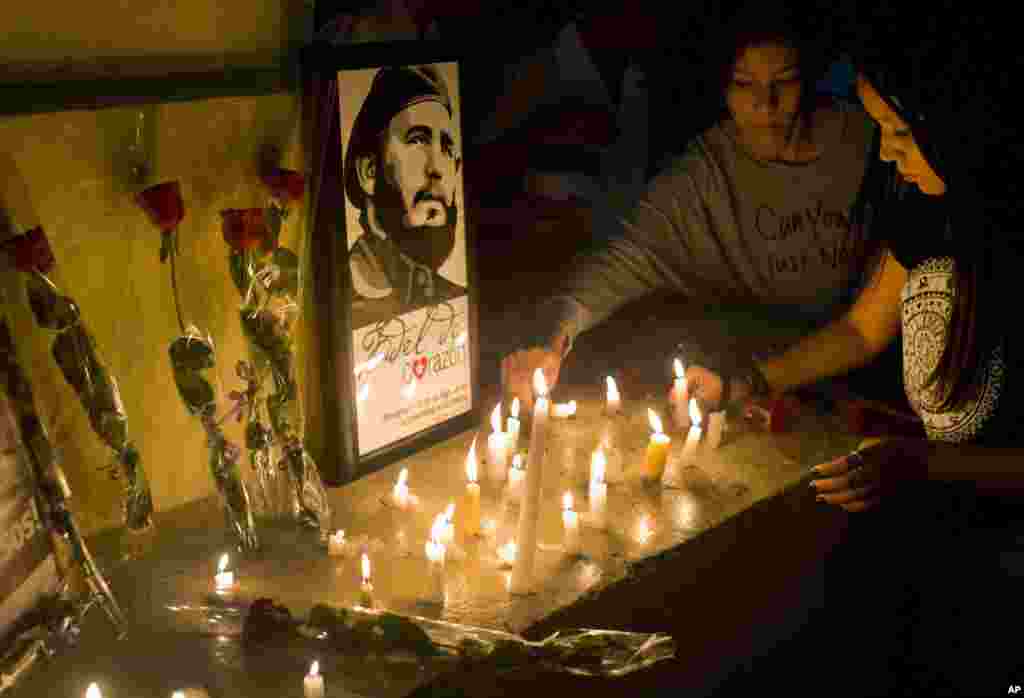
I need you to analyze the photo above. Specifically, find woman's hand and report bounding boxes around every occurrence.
[500,335,567,414]
[809,437,931,512]
[678,365,752,412]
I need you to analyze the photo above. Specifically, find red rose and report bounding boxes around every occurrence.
[6,226,56,274]
[221,208,269,252]
[136,181,185,232]
[260,168,305,205]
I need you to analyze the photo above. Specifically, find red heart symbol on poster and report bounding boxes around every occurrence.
[412,356,428,379]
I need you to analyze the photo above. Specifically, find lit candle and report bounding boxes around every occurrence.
[598,427,625,484]
[86,683,102,698]
[562,492,581,556]
[328,529,346,557]
[440,501,455,546]
[664,398,703,487]
[636,514,654,545]
[589,448,608,530]
[498,540,517,568]
[705,410,725,450]
[460,438,481,538]
[506,453,526,504]
[605,376,621,416]
[507,397,521,452]
[642,409,671,482]
[425,513,447,603]
[303,660,325,698]
[392,468,410,510]
[552,400,577,418]
[357,381,370,403]
[670,358,691,431]
[359,553,374,608]
[172,692,185,698]
[486,403,511,483]
[511,369,550,594]
[214,553,235,592]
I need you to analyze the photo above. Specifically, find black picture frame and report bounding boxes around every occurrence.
[303,41,479,485]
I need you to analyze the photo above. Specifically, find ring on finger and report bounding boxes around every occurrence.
[847,450,865,468]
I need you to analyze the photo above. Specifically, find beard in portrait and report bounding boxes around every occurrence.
[345,64,467,330]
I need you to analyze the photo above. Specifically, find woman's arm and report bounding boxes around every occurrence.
[755,250,907,394]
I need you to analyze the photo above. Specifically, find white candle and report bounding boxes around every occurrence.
[425,513,447,603]
[642,409,671,482]
[511,369,550,594]
[605,376,621,415]
[392,467,410,510]
[705,411,725,450]
[327,529,346,557]
[670,358,691,430]
[461,439,481,538]
[303,660,325,698]
[506,453,526,503]
[562,491,581,556]
[589,449,608,530]
[486,403,511,482]
[552,400,577,418]
[498,540,517,568]
[359,553,374,608]
[214,553,234,592]
[665,399,703,488]
[440,501,455,546]
[507,397,521,452]
[86,683,102,698]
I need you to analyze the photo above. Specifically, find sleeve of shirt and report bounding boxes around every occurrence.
[540,147,726,354]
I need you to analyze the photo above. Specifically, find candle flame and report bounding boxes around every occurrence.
[552,400,577,417]
[172,692,185,698]
[605,376,620,403]
[562,491,574,511]
[533,368,549,398]
[361,553,370,581]
[331,529,345,544]
[357,382,370,402]
[637,515,654,544]
[591,448,606,484]
[430,512,448,543]
[648,408,664,435]
[490,402,502,432]
[444,501,455,521]
[86,683,102,698]
[218,553,229,573]
[466,437,478,483]
[309,660,320,677]
[498,540,517,565]
[397,468,408,489]
[673,357,685,380]
[689,397,702,426]
[512,453,524,471]
[510,397,520,419]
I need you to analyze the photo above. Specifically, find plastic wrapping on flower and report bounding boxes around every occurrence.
[0,594,87,694]
[235,600,675,679]
[0,317,126,646]
[22,270,153,532]
[225,190,330,538]
[169,328,259,552]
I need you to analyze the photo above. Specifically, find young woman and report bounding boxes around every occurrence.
[687,7,1023,693]
[501,1,884,411]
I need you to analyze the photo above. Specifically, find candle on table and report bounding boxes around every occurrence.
[664,398,703,487]
[670,358,691,430]
[425,513,447,603]
[359,553,374,608]
[460,438,481,538]
[506,453,526,504]
[605,376,621,416]
[642,409,671,482]
[440,501,455,546]
[86,683,102,698]
[214,553,235,592]
[562,491,581,556]
[303,660,325,698]
[599,427,625,484]
[486,403,511,482]
[392,467,410,510]
[552,400,577,418]
[328,529,346,557]
[705,410,725,450]
[589,448,608,530]
[507,397,521,452]
[511,369,550,594]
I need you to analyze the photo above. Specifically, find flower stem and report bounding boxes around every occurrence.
[168,231,186,334]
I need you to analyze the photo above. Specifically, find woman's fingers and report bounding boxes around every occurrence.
[815,482,878,505]
[810,454,856,478]
[841,495,882,512]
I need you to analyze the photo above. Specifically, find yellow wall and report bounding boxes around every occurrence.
[0,1,321,535]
